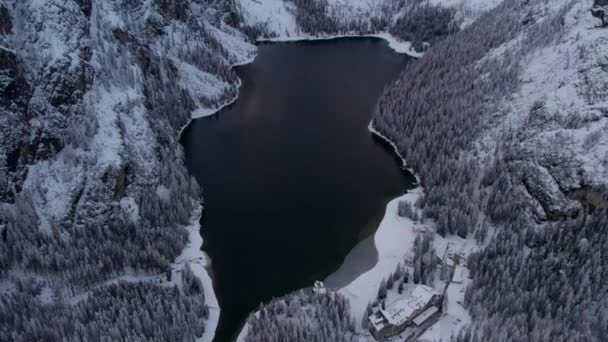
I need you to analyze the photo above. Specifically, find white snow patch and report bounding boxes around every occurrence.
[237,0,298,36]
[22,151,85,234]
[120,196,140,224]
[429,0,503,27]
[156,185,171,202]
[178,62,228,100]
[90,87,129,169]
[174,205,220,342]
[37,286,54,305]
[259,32,423,57]
[486,1,608,190]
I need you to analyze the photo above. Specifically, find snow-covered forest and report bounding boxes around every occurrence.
[0,0,256,340]
[2,0,607,340]
[243,291,356,342]
[372,0,608,339]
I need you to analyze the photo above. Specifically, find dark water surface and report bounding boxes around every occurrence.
[180,38,416,342]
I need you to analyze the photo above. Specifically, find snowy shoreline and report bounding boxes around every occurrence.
[368,122,420,183]
[259,32,423,57]
[173,205,221,342]
[176,49,257,341]
[179,32,419,137]
[331,123,427,333]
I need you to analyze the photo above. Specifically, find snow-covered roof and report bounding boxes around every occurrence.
[369,311,386,331]
[412,306,439,326]
[380,285,439,326]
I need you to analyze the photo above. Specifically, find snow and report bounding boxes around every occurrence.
[178,62,228,100]
[369,123,420,184]
[419,234,478,341]
[237,0,422,57]
[434,0,503,27]
[338,188,425,327]
[22,151,85,234]
[237,0,505,57]
[18,0,85,66]
[175,24,255,123]
[156,185,171,202]
[90,87,128,169]
[37,286,54,305]
[483,0,608,192]
[174,205,220,342]
[413,306,439,326]
[327,122,478,340]
[260,33,423,57]
[419,268,473,341]
[116,92,159,181]
[382,285,439,326]
[237,0,298,36]
[120,197,140,224]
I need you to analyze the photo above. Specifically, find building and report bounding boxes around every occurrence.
[440,243,465,282]
[312,280,326,294]
[368,285,442,340]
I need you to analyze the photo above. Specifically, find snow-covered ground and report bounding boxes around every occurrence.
[259,33,422,56]
[338,189,424,330]
[174,205,221,342]
[419,235,478,341]
[429,0,502,27]
[236,0,422,57]
[473,0,608,217]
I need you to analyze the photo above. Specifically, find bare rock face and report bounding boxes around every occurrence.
[592,0,608,26]
[0,50,29,110]
[0,50,31,202]
[518,162,582,220]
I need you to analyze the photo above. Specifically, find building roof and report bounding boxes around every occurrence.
[412,306,439,326]
[379,285,439,326]
[369,311,386,331]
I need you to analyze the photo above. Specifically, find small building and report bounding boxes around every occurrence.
[312,280,326,294]
[369,285,442,340]
[441,243,465,282]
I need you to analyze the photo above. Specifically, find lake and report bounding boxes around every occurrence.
[180,37,416,341]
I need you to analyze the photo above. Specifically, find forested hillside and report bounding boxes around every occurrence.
[238,0,464,51]
[373,0,608,339]
[0,0,255,340]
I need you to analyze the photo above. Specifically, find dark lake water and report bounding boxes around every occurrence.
[180,37,416,342]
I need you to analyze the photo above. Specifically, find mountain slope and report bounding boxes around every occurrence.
[0,0,254,340]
